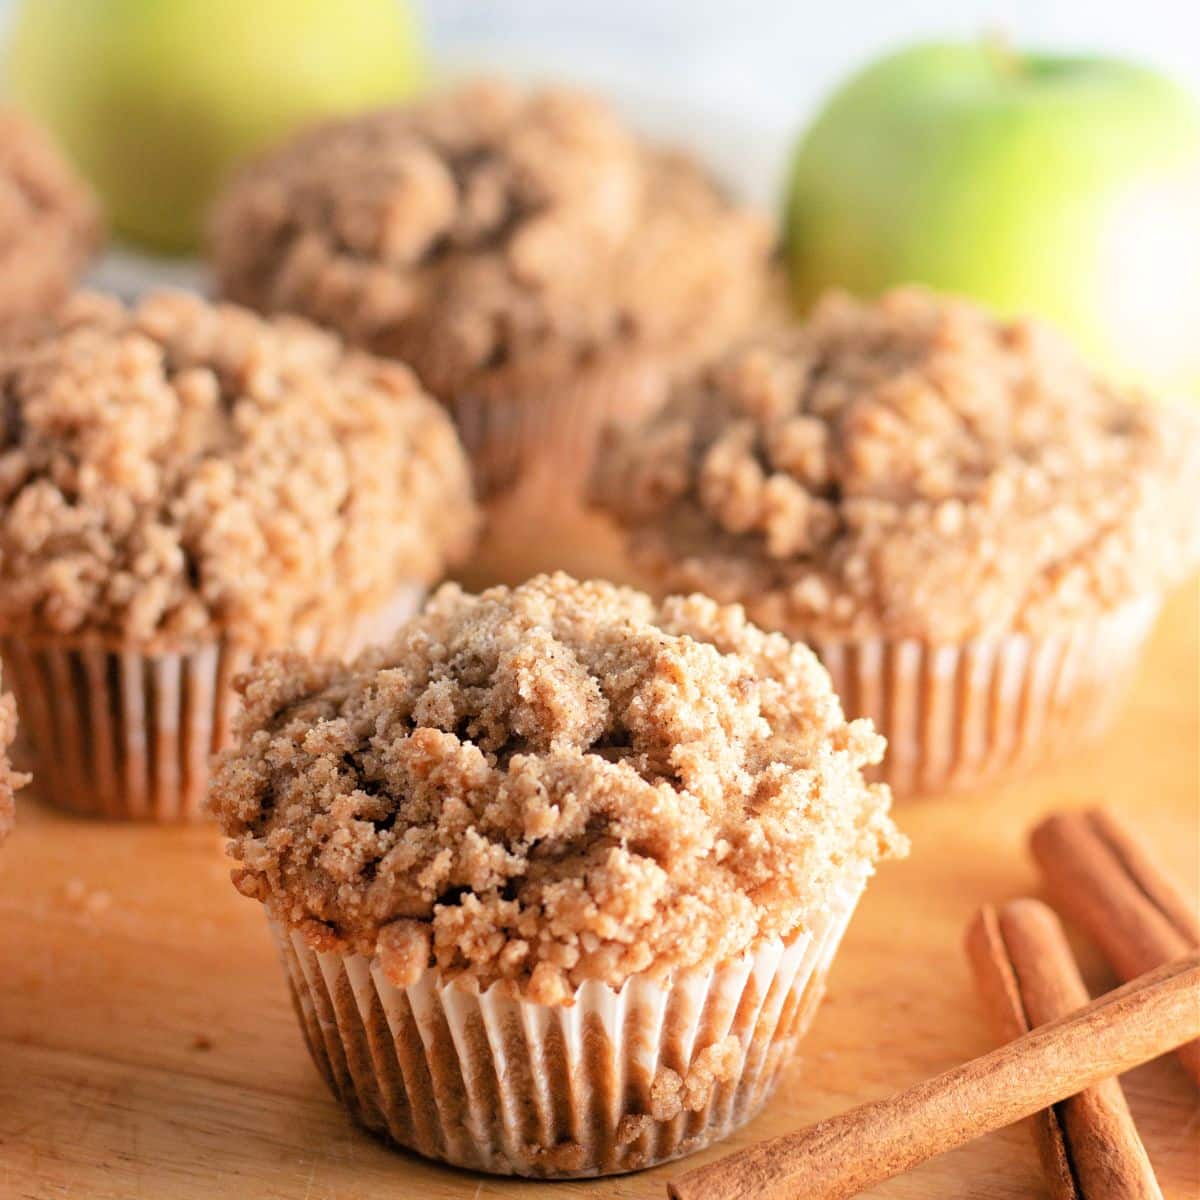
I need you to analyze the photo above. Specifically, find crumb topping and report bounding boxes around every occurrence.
[211,573,903,1003]
[616,1035,742,1143]
[0,291,477,647]
[210,79,771,403]
[0,110,101,322]
[0,669,27,841]
[593,289,1200,640]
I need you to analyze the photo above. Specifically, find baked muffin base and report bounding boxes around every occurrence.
[271,870,868,1178]
[810,596,1160,797]
[0,584,425,822]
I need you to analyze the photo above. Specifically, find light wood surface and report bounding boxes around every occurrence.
[0,583,1196,1200]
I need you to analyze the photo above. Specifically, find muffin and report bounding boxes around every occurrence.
[0,290,476,821]
[0,110,101,323]
[209,80,772,579]
[593,289,1200,796]
[210,573,904,1177]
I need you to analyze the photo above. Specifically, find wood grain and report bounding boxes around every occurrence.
[0,581,1196,1200]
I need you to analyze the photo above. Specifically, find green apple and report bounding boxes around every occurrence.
[785,42,1200,395]
[7,0,424,253]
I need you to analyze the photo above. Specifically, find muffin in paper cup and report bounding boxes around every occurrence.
[0,585,425,822]
[209,78,772,547]
[0,291,477,822]
[591,289,1200,797]
[210,575,905,1177]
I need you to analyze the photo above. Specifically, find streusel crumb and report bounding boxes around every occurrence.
[210,79,771,402]
[0,110,101,323]
[593,289,1200,641]
[0,290,476,647]
[0,670,28,840]
[211,573,904,1004]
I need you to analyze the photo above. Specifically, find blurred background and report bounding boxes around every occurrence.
[1,0,1196,391]
[424,0,1200,202]
[2,0,1195,207]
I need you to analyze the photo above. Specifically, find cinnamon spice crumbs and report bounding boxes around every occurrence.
[212,574,904,1004]
[593,288,1200,641]
[0,290,476,648]
[210,79,771,404]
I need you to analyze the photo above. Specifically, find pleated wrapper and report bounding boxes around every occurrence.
[271,869,869,1178]
[807,596,1160,797]
[0,583,426,821]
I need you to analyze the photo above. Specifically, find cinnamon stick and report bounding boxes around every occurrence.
[1031,807,1200,1085]
[966,899,1162,1200]
[667,952,1200,1200]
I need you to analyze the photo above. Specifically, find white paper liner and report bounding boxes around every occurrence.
[270,870,868,1178]
[0,583,425,821]
[809,596,1160,797]
[451,355,666,503]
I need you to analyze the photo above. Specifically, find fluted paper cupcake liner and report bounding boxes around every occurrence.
[451,355,668,503]
[271,871,868,1178]
[808,596,1160,798]
[0,584,425,821]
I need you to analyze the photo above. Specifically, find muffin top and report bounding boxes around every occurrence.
[211,573,904,1004]
[210,79,771,403]
[0,291,477,648]
[0,110,101,323]
[594,289,1200,642]
[0,674,25,843]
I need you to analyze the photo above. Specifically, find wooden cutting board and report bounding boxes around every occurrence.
[0,583,1196,1200]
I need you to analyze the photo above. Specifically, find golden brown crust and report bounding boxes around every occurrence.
[209,79,771,408]
[0,110,101,323]
[593,289,1200,641]
[0,290,477,648]
[211,573,904,1003]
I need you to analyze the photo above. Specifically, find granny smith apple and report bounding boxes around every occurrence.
[8,0,424,253]
[785,42,1200,395]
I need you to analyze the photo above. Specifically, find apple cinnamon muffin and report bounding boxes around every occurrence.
[0,110,101,323]
[210,573,904,1176]
[209,79,772,578]
[0,290,476,820]
[593,288,1200,795]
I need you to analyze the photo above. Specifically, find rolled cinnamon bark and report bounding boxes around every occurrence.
[1031,807,1200,1085]
[667,952,1200,1200]
[966,899,1162,1200]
